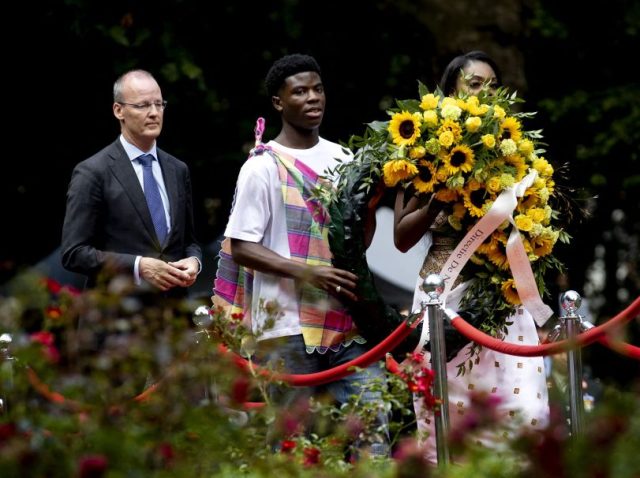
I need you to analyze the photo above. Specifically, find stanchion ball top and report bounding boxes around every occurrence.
[561,290,582,314]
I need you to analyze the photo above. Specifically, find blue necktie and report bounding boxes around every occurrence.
[137,154,168,244]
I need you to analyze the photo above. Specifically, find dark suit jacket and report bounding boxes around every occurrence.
[61,139,201,290]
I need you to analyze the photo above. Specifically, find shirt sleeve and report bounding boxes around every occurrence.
[224,156,274,243]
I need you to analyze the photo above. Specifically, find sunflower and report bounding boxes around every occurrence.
[437,119,463,144]
[462,179,492,217]
[531,233,556,257]
[412,159,439,194]
[389,111,422,146]
[499,117,522,142]
[501,279,521,306]
[382,159,418,187]
[504,154,527,181]
[443,145,475,175]
[434,187,459,203]
[477,232,509,270]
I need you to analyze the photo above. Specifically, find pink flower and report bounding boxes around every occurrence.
[77,454,108,478]
[30,331,60,363]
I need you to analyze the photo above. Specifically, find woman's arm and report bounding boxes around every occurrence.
[393,189,442,252]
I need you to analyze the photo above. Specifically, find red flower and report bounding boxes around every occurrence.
[77,454,108,478]
[280,440,296,454]
[30,331,60,363]
[45,305,63,320]
[400,358,437,411]
[231,312,244,322]
[157,442,175,467]
[230,377,250,405]
[0,422,17,444]
[302,447,320,466]
[44,277,62,294]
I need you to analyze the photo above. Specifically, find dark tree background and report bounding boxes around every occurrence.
[3,0,638,383]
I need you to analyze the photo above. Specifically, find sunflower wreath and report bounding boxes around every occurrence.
[323,82,570,370]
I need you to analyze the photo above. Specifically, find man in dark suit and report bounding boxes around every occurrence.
[61,69,201,295]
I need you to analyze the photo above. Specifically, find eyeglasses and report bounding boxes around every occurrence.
[118,100,168,111]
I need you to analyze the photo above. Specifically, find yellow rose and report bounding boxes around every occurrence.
[420,93,440,110]
[422,110,439,127]
[409,146,426,159]
[481,134,496,149]
[515,214,534,232]
[439,130,454,147]
[465,116,482,133]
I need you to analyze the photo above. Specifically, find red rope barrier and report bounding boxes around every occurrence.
[218,319,417,386]
[449,296,640,357]
[597,335,640,360]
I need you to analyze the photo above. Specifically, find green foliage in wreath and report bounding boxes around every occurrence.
[322,82,572,371]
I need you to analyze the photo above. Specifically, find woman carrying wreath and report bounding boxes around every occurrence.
[392,51,553,463]
[329,49,567,463]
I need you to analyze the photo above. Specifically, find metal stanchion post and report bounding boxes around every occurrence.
[193,306,214,404]
[0,333,14,415]
[421,274,450,466]
[559,290,586,437]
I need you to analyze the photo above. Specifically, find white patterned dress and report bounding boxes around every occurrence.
[411,234,549,464]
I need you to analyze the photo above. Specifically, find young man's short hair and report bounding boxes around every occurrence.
[265,54,321,97]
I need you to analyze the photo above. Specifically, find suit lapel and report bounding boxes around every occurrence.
[107,141,160,247]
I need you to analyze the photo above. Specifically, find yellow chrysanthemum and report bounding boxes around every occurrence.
[443,145,475,175]
[412,159,439,194]
[518,139,534,157]
[424,137,441,154]
[409,146,426,159]
[441,104,462,120]
[382,159,418,187]
[420,93,440,110]
[499,138,518,156]
[499,173,515,189]
[441,97,457,108]
[526,207,546,223]
[481,134,496,149]
[533,157,554,177]
[465,116,482,133]
[389,111,422,146]
[499,117,523,142]
[501,279,521,305]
